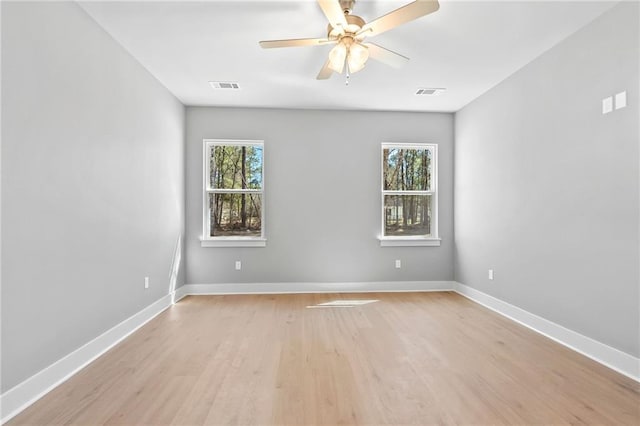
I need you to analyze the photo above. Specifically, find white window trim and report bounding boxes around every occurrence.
[201,139,266,248]
[379,142,440,247]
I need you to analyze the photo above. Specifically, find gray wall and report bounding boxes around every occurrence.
[186,107,454,284]
[1,2,185,391]
[454,2,639,357]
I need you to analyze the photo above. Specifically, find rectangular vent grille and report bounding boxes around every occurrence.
[209,81,241,90]
[416,88,446,96]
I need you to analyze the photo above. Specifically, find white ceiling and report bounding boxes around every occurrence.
[79,0,616,112]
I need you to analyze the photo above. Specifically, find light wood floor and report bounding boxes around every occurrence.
[8,292,639,425]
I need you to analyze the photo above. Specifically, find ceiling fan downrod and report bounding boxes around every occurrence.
[339,0,356,15]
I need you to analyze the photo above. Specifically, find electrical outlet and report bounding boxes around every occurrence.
[144,276,149,289]
[395,259,402,269]
[235,261,242,271]
[488,269,494,280]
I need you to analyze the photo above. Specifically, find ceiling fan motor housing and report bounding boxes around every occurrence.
[327,14,366,39]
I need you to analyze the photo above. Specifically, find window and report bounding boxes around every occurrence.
[201,140,265,247]
[380,143,440,246]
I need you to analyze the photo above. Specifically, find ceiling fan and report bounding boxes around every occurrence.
[259,0,440,80]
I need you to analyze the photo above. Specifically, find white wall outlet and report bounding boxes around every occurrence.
[235,261,242,270]
[602,96,613,114]
[395,259,402,269]
[615,91,627,110]
[144,276,149,289]
[488,269,494,280]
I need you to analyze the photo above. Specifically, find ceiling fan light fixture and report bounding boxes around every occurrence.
[328,41,347,73]
[347,42,369,73]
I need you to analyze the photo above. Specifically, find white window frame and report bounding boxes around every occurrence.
[201,139,266,247]
[379,142,440,247]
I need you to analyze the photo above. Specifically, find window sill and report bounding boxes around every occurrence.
[378,237,441,247]
[201,238,267,248]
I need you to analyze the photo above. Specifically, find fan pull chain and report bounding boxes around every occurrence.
[345,66,350,86]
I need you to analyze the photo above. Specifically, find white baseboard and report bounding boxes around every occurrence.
[454,282,640,382]
[181,281,455,295]
[0,293,175,424]
[174,284,190,302]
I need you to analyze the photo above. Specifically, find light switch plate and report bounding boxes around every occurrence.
[602,96,613,114]
[615,91,627,109]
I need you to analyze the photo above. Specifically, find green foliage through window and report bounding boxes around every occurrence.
[210,193,262,237]
[382,145,435,238]
[206,142,264,238]
[211,145,263,190]
[383,147,431,191]
[384,195,431,236]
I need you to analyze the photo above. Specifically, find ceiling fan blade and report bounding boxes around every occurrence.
[360,0,439,37]
[317,0,348,29]
[366,43,409,68]
[259,38,331,48]
[316,59,334,80]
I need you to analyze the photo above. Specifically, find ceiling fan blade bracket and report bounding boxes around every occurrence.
[355,27,373,37]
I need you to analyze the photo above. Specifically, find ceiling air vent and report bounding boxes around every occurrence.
[209,81,241,90]
[416,88,446,96]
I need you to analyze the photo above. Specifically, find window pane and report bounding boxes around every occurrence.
[384,194,432,237]
[209,193,262,237]
[210,145,263,190]
[383,147,431,191]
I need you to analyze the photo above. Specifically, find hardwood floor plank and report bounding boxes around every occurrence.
[7,292,639,425]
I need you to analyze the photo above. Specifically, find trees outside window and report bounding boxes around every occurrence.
[382,143,438,240]
[203,140,264,242]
